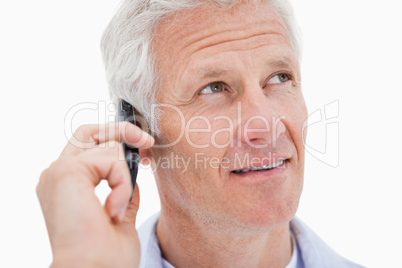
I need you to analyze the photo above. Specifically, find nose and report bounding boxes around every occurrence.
[238,87,286,148]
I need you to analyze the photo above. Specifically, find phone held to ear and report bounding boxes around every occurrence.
[117,99,140,193]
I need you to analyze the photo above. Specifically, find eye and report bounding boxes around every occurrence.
[268,73,291,84]
[200,81,226,94]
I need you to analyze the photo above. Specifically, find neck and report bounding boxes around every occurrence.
[156,208,293,268]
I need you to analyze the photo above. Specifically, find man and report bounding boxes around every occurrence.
[37,0,364,267]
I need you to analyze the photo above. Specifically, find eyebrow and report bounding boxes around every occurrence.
[200,69,230,80]
[270,57,296,69]
[198,56,296,80]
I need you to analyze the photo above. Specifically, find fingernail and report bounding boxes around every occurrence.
[148,134,155,145]
[140,132,155,146]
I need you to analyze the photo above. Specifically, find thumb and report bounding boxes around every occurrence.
[122,183,140,225]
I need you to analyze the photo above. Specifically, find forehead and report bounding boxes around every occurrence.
[152,1,294,86]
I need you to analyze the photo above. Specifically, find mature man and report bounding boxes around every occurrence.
[37,0,363,267]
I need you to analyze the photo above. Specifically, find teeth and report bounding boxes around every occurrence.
[234,160,284,174]
[233,169,249,174]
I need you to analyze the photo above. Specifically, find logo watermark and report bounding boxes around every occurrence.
[64,100,340,169]
[302,100,340,168]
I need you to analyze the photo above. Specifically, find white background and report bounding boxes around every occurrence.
[1,0,401,267]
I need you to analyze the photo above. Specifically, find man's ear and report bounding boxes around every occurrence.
[139,148,152,166]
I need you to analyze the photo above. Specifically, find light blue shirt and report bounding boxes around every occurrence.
[138,213,365,268]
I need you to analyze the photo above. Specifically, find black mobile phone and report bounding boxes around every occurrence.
[117,99,140,192]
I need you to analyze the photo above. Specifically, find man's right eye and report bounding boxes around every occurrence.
[199,82,226,94]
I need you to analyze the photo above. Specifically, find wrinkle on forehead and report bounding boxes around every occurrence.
[152,1,295,102]
[153,1,290,62]
[180,20,286,50]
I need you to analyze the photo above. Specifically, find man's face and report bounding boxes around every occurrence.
[149,1,307,232]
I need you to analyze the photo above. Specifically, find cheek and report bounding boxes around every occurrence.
[185,116,235,149]
[151,110,227,209]
[185,117,212,149]
[156,108,186,146]
[278,96,307,159]
[152,144,225,219]
[294,101,308,157]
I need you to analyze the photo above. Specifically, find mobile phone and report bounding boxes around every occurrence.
[117,99,140,193]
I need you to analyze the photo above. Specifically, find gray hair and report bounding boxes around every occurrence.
[100,0,302,135]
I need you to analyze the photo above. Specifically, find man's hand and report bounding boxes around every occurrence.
[36,122,154,267]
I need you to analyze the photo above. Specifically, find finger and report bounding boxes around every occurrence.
[121,183,140,225]
[95,121,154,149]
[37,142,133,235]
[61,124,100,156]
[61,122,154,156]
[114,183,141,266]
[73,141,133,220]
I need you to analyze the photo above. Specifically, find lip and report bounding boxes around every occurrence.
[229,153,291,172]
[229,159,289,181]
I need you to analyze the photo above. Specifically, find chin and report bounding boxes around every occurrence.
[217,186,302,233]
[239,199,299,232]
[219,160,304,231]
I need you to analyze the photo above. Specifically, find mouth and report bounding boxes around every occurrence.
[231,159,288,174]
